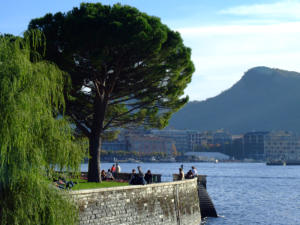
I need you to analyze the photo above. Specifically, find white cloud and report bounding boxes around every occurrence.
[179,21,300,101]
[219,0,300,19]
[177,22,300,37]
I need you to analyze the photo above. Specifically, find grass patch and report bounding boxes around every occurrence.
[71,179,128,190]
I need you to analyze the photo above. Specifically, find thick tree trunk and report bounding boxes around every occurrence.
[87,134,102,182]
[87,91,107,182]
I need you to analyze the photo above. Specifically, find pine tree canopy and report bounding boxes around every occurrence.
[28,3,194,182]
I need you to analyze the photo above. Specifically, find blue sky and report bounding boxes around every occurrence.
[1,0,300,101]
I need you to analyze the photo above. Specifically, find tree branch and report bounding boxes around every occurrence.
[70,113,91,137]
[103,97,161,130]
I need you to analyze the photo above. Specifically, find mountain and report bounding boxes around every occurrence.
[169,67,300,133]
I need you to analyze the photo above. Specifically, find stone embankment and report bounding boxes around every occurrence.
[71,175,217,225]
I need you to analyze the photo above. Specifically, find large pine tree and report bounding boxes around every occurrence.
[29,3,194,182]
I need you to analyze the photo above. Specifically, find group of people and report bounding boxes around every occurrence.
[129,166,153,185]
[178,165,198,180]
[101,163,198,183]
[100,164,153,184]
[101,163,121,181]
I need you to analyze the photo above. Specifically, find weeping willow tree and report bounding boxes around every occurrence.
[0,33,84,225]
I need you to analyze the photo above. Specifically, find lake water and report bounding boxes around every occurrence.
[81,162,300,225]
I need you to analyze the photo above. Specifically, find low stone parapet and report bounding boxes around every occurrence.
[173,174,217,218]
[71,179,201,225]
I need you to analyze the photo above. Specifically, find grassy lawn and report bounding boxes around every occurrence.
[71,179,128,190]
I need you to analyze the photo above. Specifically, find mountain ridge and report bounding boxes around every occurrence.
[169,66,300,133]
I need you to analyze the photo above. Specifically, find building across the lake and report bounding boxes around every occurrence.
[243,131,269,160]
[102,128,300,162]
[264,131,300,161]
[151,129,232,152]
[102,129,175,154]
[127,135,175,154]
[150,129,191,152]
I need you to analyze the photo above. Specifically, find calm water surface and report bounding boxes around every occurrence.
[82,162,300,225]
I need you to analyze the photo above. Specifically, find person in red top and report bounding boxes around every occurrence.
[111,164,116,173]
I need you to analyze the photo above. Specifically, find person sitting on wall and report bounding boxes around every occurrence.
[144,170,153,184]
[129,169,138,185]
[101,170,107,181]
[137,166,146,185]
[191,166,198,176]
[105,169,114,180]
[179,168,185,180]
[185,170,194,179]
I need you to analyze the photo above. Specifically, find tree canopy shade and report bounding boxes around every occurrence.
[0,33,84,225]
[29,3,194,182]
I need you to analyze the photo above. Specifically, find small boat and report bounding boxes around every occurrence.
[266,160,284,165]
[266,160,300,166]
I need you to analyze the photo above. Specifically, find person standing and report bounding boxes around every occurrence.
[116,163,121,173]
[111,164,116,173]
[179,168,184,180]
[192,166,198,176]
[129,169,137,185]
[137,166,146,185]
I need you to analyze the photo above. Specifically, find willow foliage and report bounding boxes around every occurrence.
[0,33,84,225]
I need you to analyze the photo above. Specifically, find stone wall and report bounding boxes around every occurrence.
[71,179,201,225]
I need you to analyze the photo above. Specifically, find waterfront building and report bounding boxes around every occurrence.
[213,129,232,145]
[102,139,129,151]
[186,130,204,151]
[150,129,190,152]
[198,131,214,147]
[231,135,244,159]
[264,131,300,161]
[243,131,269,160]
[150,129,233,152]
[151,129,215,152]
[102,129,174,154]
[103,128,234,154]
[127,135,175,154]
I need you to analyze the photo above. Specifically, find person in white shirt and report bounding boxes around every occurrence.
[116,163,121,173]
[191,166,198,176]
[106,169,114,180]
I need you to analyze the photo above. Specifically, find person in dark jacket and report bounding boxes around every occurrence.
[144,170,153,184]
[185,170,194,179]
[129,169,138,185]
[137,166,146,185]
[101,170,107,181]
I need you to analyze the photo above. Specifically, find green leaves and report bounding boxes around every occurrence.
[0,34,84,225]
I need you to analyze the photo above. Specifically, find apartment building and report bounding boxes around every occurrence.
[243,131,269,160]
[264,131,300,161]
